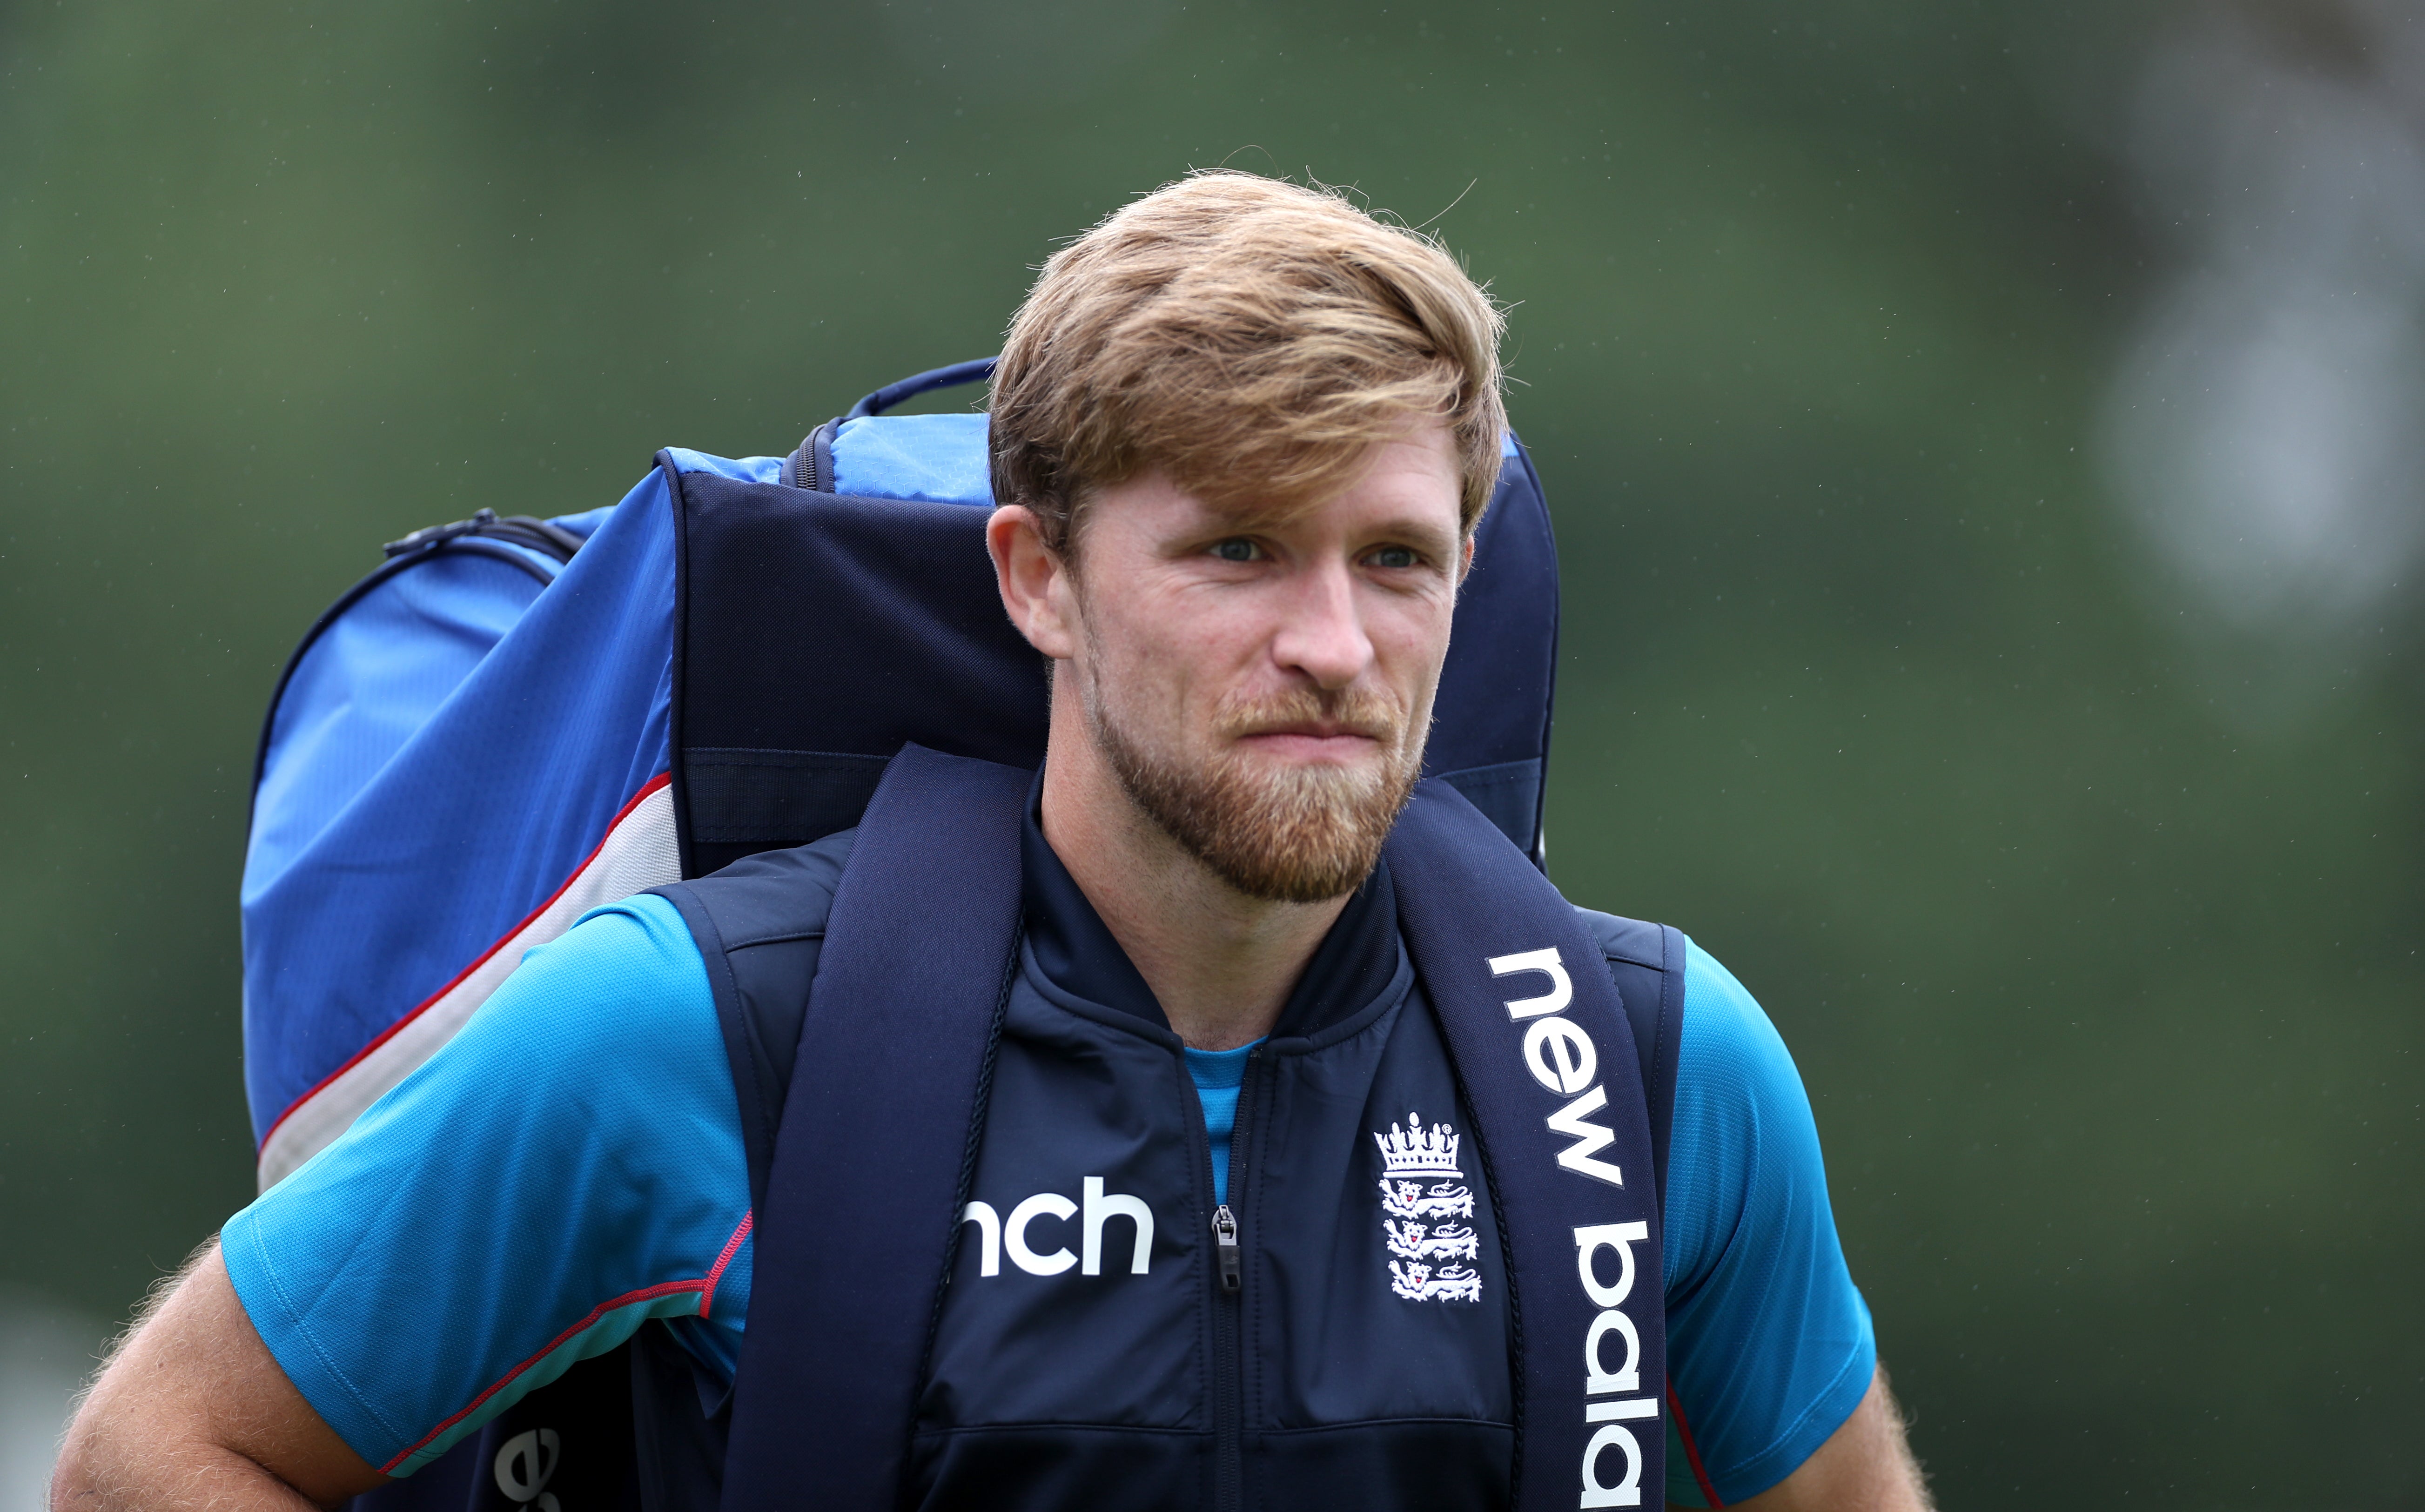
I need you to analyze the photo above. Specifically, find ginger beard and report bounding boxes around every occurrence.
[1076,621,1432,904]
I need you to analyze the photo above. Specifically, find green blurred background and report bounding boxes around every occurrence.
[3,1,2418,1506]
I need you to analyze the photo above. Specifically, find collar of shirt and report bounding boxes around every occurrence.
[1018,767,1401,1042]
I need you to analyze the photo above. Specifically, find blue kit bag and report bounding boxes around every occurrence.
[243,359,1558,1189]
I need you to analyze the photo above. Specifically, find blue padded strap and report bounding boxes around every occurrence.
[1385,780,1666,1512]
[718,746,1028,1512]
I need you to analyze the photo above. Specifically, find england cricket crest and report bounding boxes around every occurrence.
[1373,1111,1483,1304]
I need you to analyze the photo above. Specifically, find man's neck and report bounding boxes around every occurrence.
[1038,713,1347,1052]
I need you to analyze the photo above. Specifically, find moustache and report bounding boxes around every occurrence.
[1210,687,1406,746]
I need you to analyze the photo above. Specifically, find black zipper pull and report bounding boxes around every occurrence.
[1212,1204,1242,1292]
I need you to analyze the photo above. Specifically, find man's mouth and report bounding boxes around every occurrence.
[1233,722,1392,763]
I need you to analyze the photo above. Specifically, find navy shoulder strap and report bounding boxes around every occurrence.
[1384,780,1670,1512]
[714,745,1028,1512]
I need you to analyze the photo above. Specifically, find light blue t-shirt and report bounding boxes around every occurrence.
[1183,1042,1260,1205]
[225,897,1873,1505]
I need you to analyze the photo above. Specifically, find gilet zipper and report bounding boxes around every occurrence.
[1209,1048,1265,1512]
[1212,1203,1241,1290]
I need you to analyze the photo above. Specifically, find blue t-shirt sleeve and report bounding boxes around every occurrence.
[1659,939,1875,1507]
[222,893,755,1477]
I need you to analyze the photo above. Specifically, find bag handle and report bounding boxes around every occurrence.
[782,357,1000,492]
[844,356,998,419]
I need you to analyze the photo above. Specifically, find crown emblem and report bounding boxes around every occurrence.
[1373,1112,1462,1177]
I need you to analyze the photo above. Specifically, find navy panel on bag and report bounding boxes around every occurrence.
[665,465,1051,878]
[667,364,1561,878]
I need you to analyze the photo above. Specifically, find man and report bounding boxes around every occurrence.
[57,173,1929,1511]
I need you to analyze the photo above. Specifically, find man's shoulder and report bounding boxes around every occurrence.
[663,827,859,948]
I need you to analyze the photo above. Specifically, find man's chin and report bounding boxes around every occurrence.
[1086,682,1421,904]
[1173,757,1415,904]
[1232,752,1406,800]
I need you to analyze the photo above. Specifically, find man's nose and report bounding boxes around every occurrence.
[1270,558,1373,690]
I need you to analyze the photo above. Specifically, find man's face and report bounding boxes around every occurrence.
[1060,420,1469,901]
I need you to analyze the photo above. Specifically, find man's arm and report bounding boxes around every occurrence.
[53,1242,384,1512]
[1611,925,1913,1507]
[104,893,764,1486]
[1709,1363,1932,1512]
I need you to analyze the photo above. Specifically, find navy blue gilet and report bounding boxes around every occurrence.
[645,746,1683,1512]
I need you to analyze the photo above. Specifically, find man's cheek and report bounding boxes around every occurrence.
[1374,615,1451,683]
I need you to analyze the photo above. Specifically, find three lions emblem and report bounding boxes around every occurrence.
[1372,1112,1483,1304]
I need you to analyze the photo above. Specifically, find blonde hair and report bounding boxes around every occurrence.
[989,172,1506,556]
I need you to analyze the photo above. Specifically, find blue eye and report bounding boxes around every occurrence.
[1372,546,1417,569]
[1212,539,1257,562]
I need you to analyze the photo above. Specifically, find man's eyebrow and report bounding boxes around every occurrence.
[1369,514,1461,542]
[1183,500,1313,536]
[1186,502,1458,543]
[1349,515,1463,556]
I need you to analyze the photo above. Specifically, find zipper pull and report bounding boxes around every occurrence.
[1212,1204,1242,1293]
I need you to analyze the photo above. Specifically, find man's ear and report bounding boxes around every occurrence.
[987,504,1080,660]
